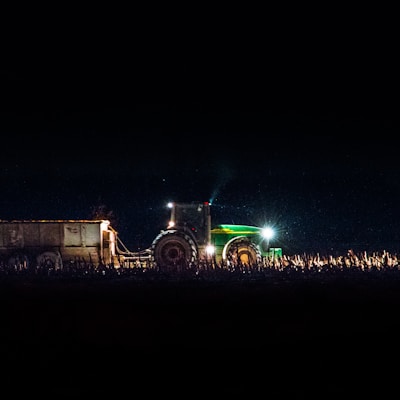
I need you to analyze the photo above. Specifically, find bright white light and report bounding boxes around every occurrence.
[167,202,174,208]
[168,220,175,228]
[206,244,215,256]
[262,227,275,240]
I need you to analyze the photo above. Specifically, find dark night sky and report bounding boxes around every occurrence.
[1,27,399,255]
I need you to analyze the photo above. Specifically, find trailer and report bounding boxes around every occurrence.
[0,219,119,270]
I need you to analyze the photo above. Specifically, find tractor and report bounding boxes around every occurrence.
[151,201,282,269]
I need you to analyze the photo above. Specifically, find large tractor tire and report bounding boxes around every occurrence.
[224,237,261,266]
[151,230,197,270]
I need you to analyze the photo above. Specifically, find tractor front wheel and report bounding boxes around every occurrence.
[224,238,261,266]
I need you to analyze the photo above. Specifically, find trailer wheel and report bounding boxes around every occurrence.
[151,230,197,269]
[36,251,63,270]
[7,253,30,270]
[224,237,261,266]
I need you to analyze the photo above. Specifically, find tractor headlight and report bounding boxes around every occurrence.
[206,244,215,256]
[261,227,275,240]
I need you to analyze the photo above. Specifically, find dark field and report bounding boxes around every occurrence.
[1,275,400,397]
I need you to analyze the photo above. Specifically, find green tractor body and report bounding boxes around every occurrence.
[211,224,282,263]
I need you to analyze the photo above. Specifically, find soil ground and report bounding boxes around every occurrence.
[1,275,399,397]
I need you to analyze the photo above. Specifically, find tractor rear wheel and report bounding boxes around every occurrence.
[151,230,197,270]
